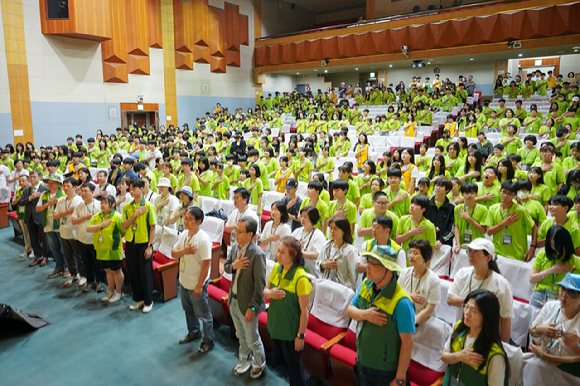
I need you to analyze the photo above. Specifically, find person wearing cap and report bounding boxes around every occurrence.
[281,178,303,232]
[447,238,514,342]
[525,272,580,384]
[121,178,157,313]
[36,173,69,279]
[54,177,84,287]
[168,186,195,233]
[153,177,180,229]
[347,244,415,386]
[225,188,261,244]
[119,157,138,182]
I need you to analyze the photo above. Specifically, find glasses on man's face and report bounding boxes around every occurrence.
[366,260,383,268]
[463,304,480,316]
[563,287,580,300]
[375,201,388,207]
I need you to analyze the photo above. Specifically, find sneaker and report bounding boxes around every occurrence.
[83,282,96,293]
[77,277,87,288]
[28,252,34,259]
[100,291,114,302]
[62,269,71,279]
[198,341,214,354]
[142,302,154,314]
[47,269,63,279]
[64,274,79,287]
[129,301,145,311]
[250,365,265,379]
[96,283,105,293]
[108,292,123,303]
[19,252,28,258]
[233,361,251,375]
[179,331,202,345]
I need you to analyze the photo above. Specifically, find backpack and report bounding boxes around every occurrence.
[206,208,228,222]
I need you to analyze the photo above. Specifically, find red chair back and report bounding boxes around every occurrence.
[220,276,231,293]
[307,314,345,341]
[154,251,174,265]
[343,329,357,350]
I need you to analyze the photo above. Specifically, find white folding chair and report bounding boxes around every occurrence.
[199,216,224,244]
[511,300,532,348]
[450,249,469,279]
[296,181,308,197]
[217,199,235,217]
[263,191,285,210]
[310,279,355,328]
[386,136,401,148]
[496,255,534,302]
[430,245,451,277]
[198,196,219,214]
[503,342,524,386]
[436,278,457,325]
[158,226,179,258]
[400,137,415,148]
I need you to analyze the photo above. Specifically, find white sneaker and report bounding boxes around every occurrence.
[142,302,154,314]
[19,252,28,258]
[63,275,78,287]
[108,292,123,303]
[100,291,114,302]
[233,360,251,375]
[77,277,87,287]
[129,301,145,310]
[28,252,34,259]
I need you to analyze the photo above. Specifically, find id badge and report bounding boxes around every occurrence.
[179,258,185,272]
[100,159,105,165]
[230,230,237,244]
[157,215,164,226]
[132,223,138,232]
[178,224,184,232]
[502,233,512,246]
[299,175,303,182]
[463,229,473,244]
[98,234,104,244]
[61,217,68,225]
[214,191,219,199]
[450,378,464,386]
[18,206,24,214]
[546,289,559,301]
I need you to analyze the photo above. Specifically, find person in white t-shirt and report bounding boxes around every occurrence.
[93,170,116,201]
[153,178,180,229]
[260,201,291,261]
[54,177,84,287]
[447,238,514,342]
[0,163,10,203]
[71,182,104,293]
[141,175,158,203]
[291,206,326,278]
[8,159,29,193]
[225,188,260,245]
[171,207,214,354]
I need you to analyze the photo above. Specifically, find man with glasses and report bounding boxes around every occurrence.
[348,245,415,386]
[357,191,400,243]
[486,181,537,262]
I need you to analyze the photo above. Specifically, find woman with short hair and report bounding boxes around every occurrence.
[260,201,292,261]
[291,206,326,278]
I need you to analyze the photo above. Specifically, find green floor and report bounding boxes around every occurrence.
[0,227,324,386]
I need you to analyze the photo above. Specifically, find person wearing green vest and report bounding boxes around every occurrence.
[442,289,509,386]
[37,173,68,278]
[121,178,157,314]
[265,236,312,386]
[11,174,32,258]
[348,244,415,386]
[86,195,125,304]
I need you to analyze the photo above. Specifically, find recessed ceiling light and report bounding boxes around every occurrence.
[427,62,431,64]
[470,58,474,61]
[296,72,299,74]
[371,67,374,69]
[389,64,392,67]
[324,70,328,73]
[518,54,523,57]
[355,68,358,70]
[313,69,318,71]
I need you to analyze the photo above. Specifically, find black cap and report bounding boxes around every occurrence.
[284,178,298,189]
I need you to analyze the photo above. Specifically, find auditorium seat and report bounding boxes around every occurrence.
[151,251,179,302]
[327,327,357,386]
[7,212,22,237]
[208,273,232,328]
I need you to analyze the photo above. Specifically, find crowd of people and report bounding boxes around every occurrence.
[4,72,580,386]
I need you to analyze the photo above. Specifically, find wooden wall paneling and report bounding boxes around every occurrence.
[337,35,355,58]
[192,46,211,64]
[210,57,226,73]
[147,0,163,48]
[255,46,268,67]
[175,51,193,70]
[307,40,322,62]
[280,43,296,64]
[295,41,308,62]
[555,3,580,35]
[485,14,507,43]
[173,0,193,53]
[498,13,520,42]
[387,28,409,54]
[408,24,434,51]
[371,30,388,55]
[191,0,210,48]
[454,18,483,46]
[208,7,225,59]
[430,21,458,49]
[101,0,128,82]
[525,8,550,38]
[267,44,281,65]
[39,0,111,41]
[125,0,150,75]
[226,51,241,67]
[239,14,249,46]
[127,56,150,75]
[102,62,129,83]
[353,33,374,57]
[224,3,240,52]
[321,37,338,60]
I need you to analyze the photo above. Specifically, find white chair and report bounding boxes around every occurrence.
[387,136,401,148]
[158,226,179,258]
[217,199,235,217]
[436,278,457,325]
[400,137,415,148]
[269,178,276,191]
[503,342,524,386]
[450,249,470,279]
[262,191,285,211]
[200,216,224,244]
[310,279,355,328]
[228,186,237,200]
[496,255,534,302]
[430,245,452,277]
[265,259,276,286]
[412,317,453,373]
[296,181,308,197]
[511,300,532,348]
[198,196,219,214]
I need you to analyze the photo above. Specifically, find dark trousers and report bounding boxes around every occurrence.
[61,237,83,276]
[274,339,306,386]
[355,360,408,386]
[73,240,105,284]
[125,242,153,306]
[26,220,44,258]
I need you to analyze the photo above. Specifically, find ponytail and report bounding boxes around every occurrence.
[485,252,501,274]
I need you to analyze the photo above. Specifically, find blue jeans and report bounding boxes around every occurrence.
[230,297,266,367]
[45,231,66,270]
[530,289,559,309]
[179,282,214,343]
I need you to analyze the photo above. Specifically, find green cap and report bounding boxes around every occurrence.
[360,244,402,273]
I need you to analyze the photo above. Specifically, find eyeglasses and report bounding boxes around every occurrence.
[466,249,482,255]
[463,304,480,315]
[367,261,383,268]
[563,287,580,300]
[375,201,388,207]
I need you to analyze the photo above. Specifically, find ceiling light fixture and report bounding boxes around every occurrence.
[324,70,328,73]
[470,58,474,61]
[355,68,358,70]
[427,62,431,64]
[389,64,392,67]
[518,54,523,57]
[296,72,299,74]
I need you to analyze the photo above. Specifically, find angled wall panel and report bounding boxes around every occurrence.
[147,0,163,48]
[208,7,225,59]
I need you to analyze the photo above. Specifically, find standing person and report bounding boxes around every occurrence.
[265,236,312,386]
[153,178,179,228]
[348,244,415,386]
[86,195,124,303]
[11,174,32,258]
[72,182,105,293]
[54,178,84,287]
[171,207,215,354]
[224,216,267,377]
[281,179,303,232]
[427,179,455,249]
[224,188,260,245]
[121,178,157,313]
[21,171,48,267]
[291,206,326,278]
[93,170,116,200]
[441,290,509,386]
[36,173,68,278]
[260,201,292,261]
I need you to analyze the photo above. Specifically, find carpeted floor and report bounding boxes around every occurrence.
[0,227,327,386]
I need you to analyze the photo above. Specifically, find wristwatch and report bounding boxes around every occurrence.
[250,306,256,313]
[530,244,537,248]
[395,379,405,386]
[297,333,305,340]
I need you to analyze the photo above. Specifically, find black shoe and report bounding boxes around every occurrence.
[179,331,202,344]
[198,341,214,354]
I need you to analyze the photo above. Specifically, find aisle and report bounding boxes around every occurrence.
[0,227,310,386]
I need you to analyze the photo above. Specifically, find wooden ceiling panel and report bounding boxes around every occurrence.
[125,0,149,56]
[239,14,249,46]
[337,35,356,58]
[210,57,226,73]
[280,43,296,64]
[147,0,162,48]
[226,51,241,67]
[255,46,268,67]
[175,51,193,70]
[192,46,211,64]
[224,3,240,52]
[191,0,210,48]
[208,7,226,58]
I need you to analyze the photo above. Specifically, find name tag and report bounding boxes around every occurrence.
[98,234,104,244]
[18,206,25,214]
[178,224,184,232]
[502,233,512,246]
[463,229,473,244]
[132,223,138,232]
[157,215,164,226]
[61,217,68,226]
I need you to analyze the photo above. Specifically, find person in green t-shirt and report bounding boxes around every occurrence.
[385,168,411,219]
[537,195,580,254]
[516,179,547,227]
[453,182,490,253]
[475,166,500,209]
[299,180,329,235]
[327,179,357,236]
[395,195,437,254]
[195,157,214,198]
[211,162,230,200]
[357,191,399,243]
[486,180,537,262]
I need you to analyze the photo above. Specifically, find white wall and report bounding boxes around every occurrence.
[557,54,580,76]
[322,72,360,88]
[263,73,294,94]
[261,0,317,37]
[292,74,332,92]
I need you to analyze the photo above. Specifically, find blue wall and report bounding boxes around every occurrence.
[478,84,493,97]
[0,113,13,148]
[177,95,255,127]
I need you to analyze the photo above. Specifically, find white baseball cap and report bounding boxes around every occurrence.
[464,238,495,256]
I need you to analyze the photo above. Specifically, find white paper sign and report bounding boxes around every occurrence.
[137,105,144,110]
[13,130,23,136]
[166,116,171,121]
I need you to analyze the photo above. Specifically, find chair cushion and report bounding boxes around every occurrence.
[220,277,231,293]
[308,314,346,341]
[154,251,174,266]
[304,329,328,351]
[328,343,357,367]
[208,283,227,301]
[8,212,17,219]
[151,261,162,284]
[258,310,268,327]
[408,359,444,386]
[343,329,357,350]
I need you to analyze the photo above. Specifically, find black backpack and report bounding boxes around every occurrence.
[206,208,228,222]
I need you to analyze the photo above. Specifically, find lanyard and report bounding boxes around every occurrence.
[463,204,476,229]
[85,202,95,214]
[498,204,512,230]
[389,188,401,203]
[469,269,490,292]
[301,228,315,250]
[411,267,428,293]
